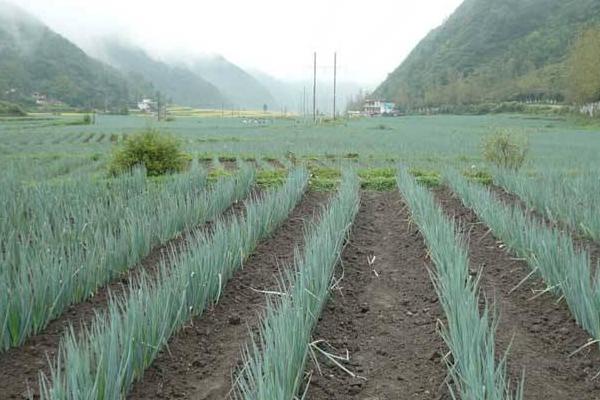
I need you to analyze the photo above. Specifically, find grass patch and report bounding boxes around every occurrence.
[359,168,396,190]
[409,168,441,187]
[257,169,286,188]
[309,167,341,191]
[463,169,493,185]
[207,168,233,182]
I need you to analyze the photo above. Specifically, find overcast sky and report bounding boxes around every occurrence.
[9,0,462,86]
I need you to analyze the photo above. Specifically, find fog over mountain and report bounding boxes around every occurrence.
[8,0,462,84]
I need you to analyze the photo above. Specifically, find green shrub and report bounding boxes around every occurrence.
[109,129,190,176]
[83,114,92,125]
[0,101,27,116]
[482,131,528,170]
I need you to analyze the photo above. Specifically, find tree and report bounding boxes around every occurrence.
[567,27,600,104]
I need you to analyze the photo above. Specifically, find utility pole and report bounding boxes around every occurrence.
[312,52,317,123]
[156,91,161,121]
[333,52,337,120]
[302,86,306,119]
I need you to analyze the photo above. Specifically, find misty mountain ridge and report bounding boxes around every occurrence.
[185,55,275,110]
[0,1,365,112]
[93,39,229,108]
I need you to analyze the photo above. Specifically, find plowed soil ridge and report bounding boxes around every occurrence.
[127,192,329,399]
[306,191,448,400]
[435,186,600,399]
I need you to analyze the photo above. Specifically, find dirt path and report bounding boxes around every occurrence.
[220,159,238,171]
[489,183,600,267]
[434,186,600,399]
[266,158,286,169]
[0,194,252,400]
[306,191,448,400]
[127,192,329,399]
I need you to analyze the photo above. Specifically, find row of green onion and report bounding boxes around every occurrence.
[38,167,308,399]
[234,170,360,399]
[1,162,254,350]
[398,168,522,399]
[447,171,600,358]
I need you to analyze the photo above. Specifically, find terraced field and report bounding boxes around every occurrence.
[1,114,600,399]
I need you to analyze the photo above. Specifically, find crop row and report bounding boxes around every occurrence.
[39,168,309,399]
[0,163,254,350]
[397,169,522,399]
[446,172,600,351]
[493,168,600,242]
[234,171,360,399]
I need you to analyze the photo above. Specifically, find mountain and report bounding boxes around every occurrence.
[96,41,228,108]
[189,56,274,110]
[0,1,147,109]
[250,70,363,115]
[375,0,600,108]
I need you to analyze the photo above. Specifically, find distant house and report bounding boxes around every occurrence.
[137,98,156,113]
[363,99,395,116]
[32,92,47,105]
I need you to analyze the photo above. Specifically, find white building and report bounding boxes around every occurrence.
[32,92,47,105]
[137,98,156,113]
[363,99,395,116]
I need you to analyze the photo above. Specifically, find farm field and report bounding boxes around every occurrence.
[1,113,600,400]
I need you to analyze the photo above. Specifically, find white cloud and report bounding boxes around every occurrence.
[7,0,463,85]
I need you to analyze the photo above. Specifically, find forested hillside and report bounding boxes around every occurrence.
[375,0,600,108]
[0,2,149,109]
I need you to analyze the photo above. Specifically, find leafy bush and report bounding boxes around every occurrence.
[0,101,27,116]
[83,114,92,125]
[482,131,528,170]
[109,129,190,176]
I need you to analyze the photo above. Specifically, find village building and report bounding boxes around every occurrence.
[32,92,47,105]
[137,98,156,113]
[363,99,396,116]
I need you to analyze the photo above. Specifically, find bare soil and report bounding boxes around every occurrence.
[127,192,329,399]
[434,186,600,399]
[221,160,238,171]
[306,191,448,400]
[0,194,252,400]
[267,159,286,169]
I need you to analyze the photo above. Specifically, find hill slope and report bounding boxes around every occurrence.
[375,0,600,108]
[0,2,147,109]
[189,56,274,110]
[97,41,228,108]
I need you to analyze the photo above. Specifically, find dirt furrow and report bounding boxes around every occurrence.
[306,191,448,400]
[0,193,253,400]
[434,186,600,399]
[127,191,329,399]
